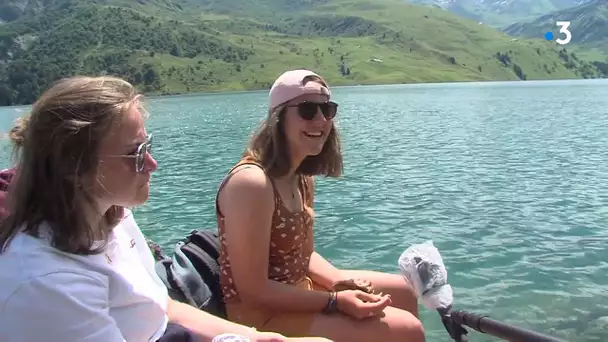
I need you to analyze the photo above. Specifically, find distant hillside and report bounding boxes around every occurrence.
[504,0,608,53]
[0,0,606,106]
[406,0,589,27]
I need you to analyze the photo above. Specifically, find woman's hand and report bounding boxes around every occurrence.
[332,278,374,294]
[335,290,391,320]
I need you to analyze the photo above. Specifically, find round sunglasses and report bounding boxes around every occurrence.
[285,101,338,120]
[107,134,152,173]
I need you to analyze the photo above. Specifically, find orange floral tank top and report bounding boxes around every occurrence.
[216,157,315,303]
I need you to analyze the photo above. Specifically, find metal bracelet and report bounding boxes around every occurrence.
[323,291,338,314]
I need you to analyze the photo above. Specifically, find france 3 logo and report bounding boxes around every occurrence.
[544,21,572,45]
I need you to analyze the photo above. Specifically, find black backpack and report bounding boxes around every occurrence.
[154,229,227,318]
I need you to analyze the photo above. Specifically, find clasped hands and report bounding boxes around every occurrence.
[249,279,390,341]
[329,278,391,320]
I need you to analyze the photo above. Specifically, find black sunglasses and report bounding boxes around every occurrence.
[286,101,338,120]
[108,134,152,173]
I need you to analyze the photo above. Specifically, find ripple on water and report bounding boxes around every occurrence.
[1,81,607,341]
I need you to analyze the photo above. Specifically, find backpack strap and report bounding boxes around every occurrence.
[180,230,226,317]
[172,241,215,308]
[183,230,221,259]
[154,230,227,318]
[154,240,214,310]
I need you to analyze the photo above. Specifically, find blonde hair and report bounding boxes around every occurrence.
[6,115,30,161]
[0,76,142,254]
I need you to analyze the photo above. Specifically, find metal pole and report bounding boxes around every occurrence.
[450,310,566,342]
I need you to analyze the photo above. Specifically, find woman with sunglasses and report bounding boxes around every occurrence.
[215,69,425,341]
[0,76,330,342]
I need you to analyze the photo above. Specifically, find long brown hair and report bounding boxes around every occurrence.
[245,75,343,178]
[0,76,142,255]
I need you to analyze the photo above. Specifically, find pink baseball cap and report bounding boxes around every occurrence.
[268,69,331,111]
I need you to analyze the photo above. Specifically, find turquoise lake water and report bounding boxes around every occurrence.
[1,79,607,341]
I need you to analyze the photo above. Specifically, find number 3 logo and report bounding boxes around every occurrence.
[556,21,572,45]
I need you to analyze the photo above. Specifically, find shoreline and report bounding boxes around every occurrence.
[140,75,606,99]
[2,76,607,108]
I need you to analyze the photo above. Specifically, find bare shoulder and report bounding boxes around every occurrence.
[219,165,274,209]
[223,165,272,193]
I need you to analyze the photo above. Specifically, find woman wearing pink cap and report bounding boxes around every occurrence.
[215,70,425,341]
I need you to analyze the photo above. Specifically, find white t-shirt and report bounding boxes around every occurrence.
[0,209,169,342]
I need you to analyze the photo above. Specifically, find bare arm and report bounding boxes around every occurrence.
[307,252,342,290]
[302,177,343,290]
[218,167,330,313]
[167,299,255,341]
[168,299,333,341]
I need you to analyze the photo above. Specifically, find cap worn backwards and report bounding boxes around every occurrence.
[268,69,330,112]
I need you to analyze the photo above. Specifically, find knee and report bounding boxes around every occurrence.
[322,312,425,342]
[393,316,425,342]
[395,280,419,317]
[382,308,424,342]
[400,278,417,299]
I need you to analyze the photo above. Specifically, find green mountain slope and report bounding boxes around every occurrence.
[504,0,608,52]
[405,0,589,28]
[0,0,605,106]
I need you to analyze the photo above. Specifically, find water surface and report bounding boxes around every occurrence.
[2,79,607,341]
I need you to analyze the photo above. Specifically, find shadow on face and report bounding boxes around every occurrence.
[95,105,158,210]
